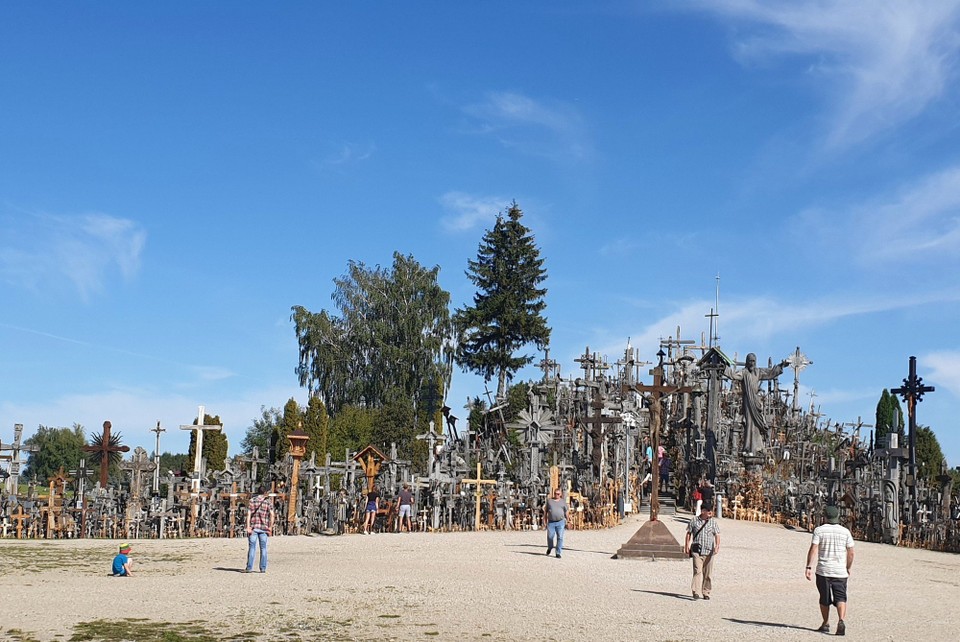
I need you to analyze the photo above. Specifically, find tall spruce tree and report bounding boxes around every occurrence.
[454,202,550,398]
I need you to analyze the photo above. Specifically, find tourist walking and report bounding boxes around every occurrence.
[684,502,720,600]
[544,488,568,559]
[397,482,414,532]
[805,505,855,635]
[245,484,274,573]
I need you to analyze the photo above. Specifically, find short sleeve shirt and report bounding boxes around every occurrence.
[811,523,854,577]
[686,515,720,555]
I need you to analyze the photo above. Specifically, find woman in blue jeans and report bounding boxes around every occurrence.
[245,484,274,573]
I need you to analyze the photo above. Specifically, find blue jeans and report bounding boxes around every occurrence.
[247,529,268,572]
[547,519,565,556]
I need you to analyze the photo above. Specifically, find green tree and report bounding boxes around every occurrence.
[327,405,376,460]
[273,397,304,462]
[304,395,329,463]
[23,424,87,483]
[186,411,228,473]
[241,406,281,459]
[915,425,945,486]
[373,390,416,455]
[454,202,550,398]
[875,389,904,448]
[292,252,454,417]
[158,452,189,476]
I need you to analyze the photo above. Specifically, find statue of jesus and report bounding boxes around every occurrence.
[725,353,787,454]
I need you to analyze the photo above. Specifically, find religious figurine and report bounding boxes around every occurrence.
[724,353,788,454]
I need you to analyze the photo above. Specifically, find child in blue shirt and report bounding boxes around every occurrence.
[111,543,133,576]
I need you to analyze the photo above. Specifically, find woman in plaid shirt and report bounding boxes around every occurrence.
[245,484,274,573]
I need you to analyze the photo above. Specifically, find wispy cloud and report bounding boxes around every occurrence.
[925,350,960,396]
[794,164,960,266]
[594,290,960,365]
[460,91,592,161]
[438,192,506,233]
[0,212,145,299]
[691,0,960,147]
[315,142,376,169]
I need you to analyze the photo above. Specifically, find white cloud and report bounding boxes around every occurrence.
[460,91,591,161]
[795,164,960,266]
[0,212,145,299]
[924,350,960,396]
[691,0,960,147]
[316,142,376,168]
[439,192,505,233]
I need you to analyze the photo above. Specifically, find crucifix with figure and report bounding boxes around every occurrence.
[890,356,935,503]
[83,421,130,489]
[180,405,223,492]
[615,350,693,560]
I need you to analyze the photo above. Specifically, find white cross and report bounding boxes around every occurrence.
[180,405,223,491]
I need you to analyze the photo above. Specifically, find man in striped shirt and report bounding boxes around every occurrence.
[684,502,720,600]
[805,505,854,636]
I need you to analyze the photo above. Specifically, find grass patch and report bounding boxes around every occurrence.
[4,629,43,642]
[69,618,220,642]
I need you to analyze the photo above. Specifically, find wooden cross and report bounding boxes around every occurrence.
[83,421,130,489]
[180,405,223,490]
[120,446,157,500]
[624,349,693,522]
[415,422,444,479]
[585,389,621,478]
[237,446,268,488]
[352,445,388,493]
[461,462,496,531]
[890,356,935,500]
[10,504,28,539]
[1,423,40,493]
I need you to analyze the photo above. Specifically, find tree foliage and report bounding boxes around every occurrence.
[186,411,228,473]
[915,425,945,486]
[875,389,904,448]
[241,406,281,459]
[327,405,376,460]
[158,452,189,476]
[454,202,550,398]
[24,424,86,483]
[292,252,454,417]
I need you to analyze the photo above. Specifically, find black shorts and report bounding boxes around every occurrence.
[815,574,848,606]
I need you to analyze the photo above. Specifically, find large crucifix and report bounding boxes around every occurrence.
[890,355,934,503]
[180,405,223,491]
[625,349,693,522]
[615,350,694,560]
[150,421,166,495]
[83,421,130,489]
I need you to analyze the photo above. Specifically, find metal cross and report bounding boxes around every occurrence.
[83,421,130,489]
[890,356,935,500]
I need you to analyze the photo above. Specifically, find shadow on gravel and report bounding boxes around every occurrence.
[724,618,812,631]
[631,589,692,600]
[212,567,248,573]
[506,543,613,556]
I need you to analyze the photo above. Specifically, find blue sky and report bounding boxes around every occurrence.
[3,2,960,466]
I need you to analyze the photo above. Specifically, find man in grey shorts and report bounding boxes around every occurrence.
[805,505,855,636]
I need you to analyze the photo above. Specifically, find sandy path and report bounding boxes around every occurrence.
[1,512,957,641]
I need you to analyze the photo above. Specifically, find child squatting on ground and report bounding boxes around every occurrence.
[111,543,133,576]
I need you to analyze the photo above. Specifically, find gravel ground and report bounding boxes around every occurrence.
[1,512,957,641]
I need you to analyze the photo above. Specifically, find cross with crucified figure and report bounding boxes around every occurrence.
[83,421,130,489]
[624,349,693,522]
[890,356,935,502]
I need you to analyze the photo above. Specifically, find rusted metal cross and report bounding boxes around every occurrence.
[83,421,130,489]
